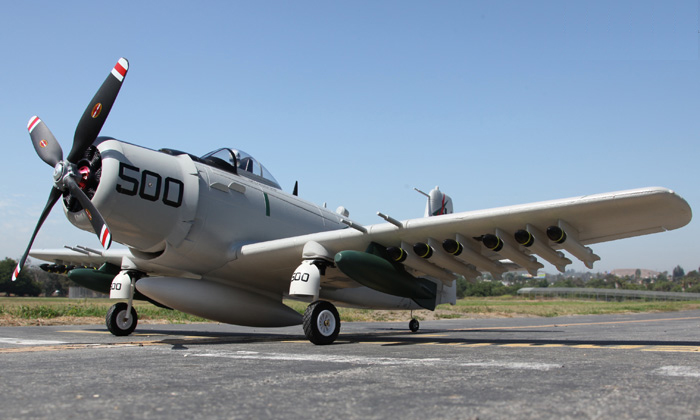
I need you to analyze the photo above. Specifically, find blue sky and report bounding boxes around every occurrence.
[1,1,698,274]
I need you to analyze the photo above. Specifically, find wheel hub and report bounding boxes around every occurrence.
[317,310,336,336]
[116,309,133,329]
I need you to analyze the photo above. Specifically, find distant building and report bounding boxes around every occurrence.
[609,269,659,280]
[68,287,107,299]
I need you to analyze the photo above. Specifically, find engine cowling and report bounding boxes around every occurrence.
[65,139,199,253]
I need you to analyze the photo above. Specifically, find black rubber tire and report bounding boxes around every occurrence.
[106,302,138,336]
[303,301,340,345]
[409,318,420,333]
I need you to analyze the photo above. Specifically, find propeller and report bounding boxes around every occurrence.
[13,58,128,281]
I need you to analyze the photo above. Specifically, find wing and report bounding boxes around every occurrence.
[228,187,690,292]
[28,247,196,279]
[29,248,129,268]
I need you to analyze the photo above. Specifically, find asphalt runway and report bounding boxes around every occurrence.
[1,310,700,419]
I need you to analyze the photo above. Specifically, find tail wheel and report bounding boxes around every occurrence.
[106,302,138,336]
[303,301,340,345]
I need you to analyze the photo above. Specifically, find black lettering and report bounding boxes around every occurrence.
[163,177,184,208]
[115,162,183,208]
[116,162,139,196]
[139,170,161,202]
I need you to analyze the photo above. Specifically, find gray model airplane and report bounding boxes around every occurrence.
[14,58,692,344]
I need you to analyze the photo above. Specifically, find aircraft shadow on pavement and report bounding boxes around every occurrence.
[339,330,700,348]
[135,327,700,349]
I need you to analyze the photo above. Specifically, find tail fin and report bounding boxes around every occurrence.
[416,186,453,217]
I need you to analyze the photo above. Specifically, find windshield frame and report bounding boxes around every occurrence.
[200,148,281,189]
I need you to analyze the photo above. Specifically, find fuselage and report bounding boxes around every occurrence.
[66,138,348,278]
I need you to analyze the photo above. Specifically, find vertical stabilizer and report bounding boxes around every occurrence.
[418,186,453,217]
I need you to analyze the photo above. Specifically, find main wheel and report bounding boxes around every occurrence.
[409,318,420,333]
[106,302,138,336]
[303,301,340,345]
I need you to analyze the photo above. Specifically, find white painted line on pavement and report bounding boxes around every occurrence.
[190,350,563,371]
[0,337,67,346]
[656,366,700,378]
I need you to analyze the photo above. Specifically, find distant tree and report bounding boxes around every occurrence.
[551,276,585,288]
[655,272,668,283]
[684,270,699,291]
[466,281,495,297]
[456,276,469,298]
[27,267,72,296]
[652,280,674,292]
[587,277,607,288]
[0,258,41,296]
[531,278,548,288]
[673,265,685,280]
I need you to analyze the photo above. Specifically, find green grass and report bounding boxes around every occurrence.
[0,298,208,324]
[1,296,699,325]
[443,296,700,318]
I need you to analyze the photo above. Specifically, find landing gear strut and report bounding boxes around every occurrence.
[303,300,340,345]
[106,269,140,336]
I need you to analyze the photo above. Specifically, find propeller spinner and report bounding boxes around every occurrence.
[13,58,128,281]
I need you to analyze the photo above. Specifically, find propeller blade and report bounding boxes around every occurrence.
[64,178,112,250]
[67,58,129,163]
[27,116,63,167]
[13,188,62,281]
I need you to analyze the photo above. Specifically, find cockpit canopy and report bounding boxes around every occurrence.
[201,148,281,189]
